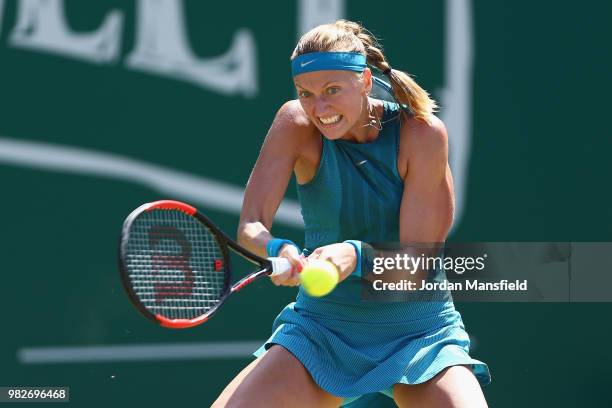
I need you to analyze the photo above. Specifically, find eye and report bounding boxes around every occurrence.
[326,87,340,95]
[298,90,311,98]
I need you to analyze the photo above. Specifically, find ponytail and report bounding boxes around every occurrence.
[349,21,437,123]
[294,20,437,123]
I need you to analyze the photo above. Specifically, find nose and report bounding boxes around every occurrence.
[313,98,333,117]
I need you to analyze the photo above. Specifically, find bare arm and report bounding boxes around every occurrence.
[399,116,455,244]
[238,100,312,261]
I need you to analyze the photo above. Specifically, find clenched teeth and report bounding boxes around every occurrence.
[318,115,342,125]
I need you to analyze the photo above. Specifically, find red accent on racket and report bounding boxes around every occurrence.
[119,200,291,329]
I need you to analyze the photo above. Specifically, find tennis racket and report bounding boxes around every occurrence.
[118,200,292,329]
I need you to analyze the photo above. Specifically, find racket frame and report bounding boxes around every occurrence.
[119,200,281,329]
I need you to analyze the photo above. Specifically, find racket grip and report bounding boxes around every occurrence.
[268,257,293,276]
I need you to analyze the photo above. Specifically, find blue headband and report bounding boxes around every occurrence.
[291,52,367,77]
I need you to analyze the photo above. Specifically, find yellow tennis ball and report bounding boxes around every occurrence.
[300,260,339,297]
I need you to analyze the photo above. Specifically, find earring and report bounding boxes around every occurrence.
[364,101,382,130]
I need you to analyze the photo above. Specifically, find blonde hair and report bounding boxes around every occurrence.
[292,20,437,123]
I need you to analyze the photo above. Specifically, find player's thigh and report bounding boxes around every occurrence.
[393,365,488,408]
[212,345,343,408]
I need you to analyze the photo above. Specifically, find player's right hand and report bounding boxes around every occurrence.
[270,244,304,287]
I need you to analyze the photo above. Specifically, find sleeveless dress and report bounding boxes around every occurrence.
[254,101,490,405]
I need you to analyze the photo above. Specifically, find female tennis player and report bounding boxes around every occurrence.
[213,20,490,407]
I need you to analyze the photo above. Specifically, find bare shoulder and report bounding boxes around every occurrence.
[271,100,317,140]
[261,100,320,182]
[397,114,448,179]
[277,99,310,125]
[400,114,448,155]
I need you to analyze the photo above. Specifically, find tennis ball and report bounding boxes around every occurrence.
[300,260,339,297]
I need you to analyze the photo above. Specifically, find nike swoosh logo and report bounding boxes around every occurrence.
[300,59,316,67]
[356,160,368,166]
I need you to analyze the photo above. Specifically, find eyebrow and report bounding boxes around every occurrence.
[294,81,340,91]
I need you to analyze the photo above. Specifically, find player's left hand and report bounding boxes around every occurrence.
[307,243,357,283]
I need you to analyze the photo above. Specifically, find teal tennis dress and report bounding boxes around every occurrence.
[255,101,490,405]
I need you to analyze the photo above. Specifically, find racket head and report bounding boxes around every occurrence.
[119,200,233,328]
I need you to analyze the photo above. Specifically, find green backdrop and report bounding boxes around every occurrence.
[1,1,610,406]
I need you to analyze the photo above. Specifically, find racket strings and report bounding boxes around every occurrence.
[125,209,227,320]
